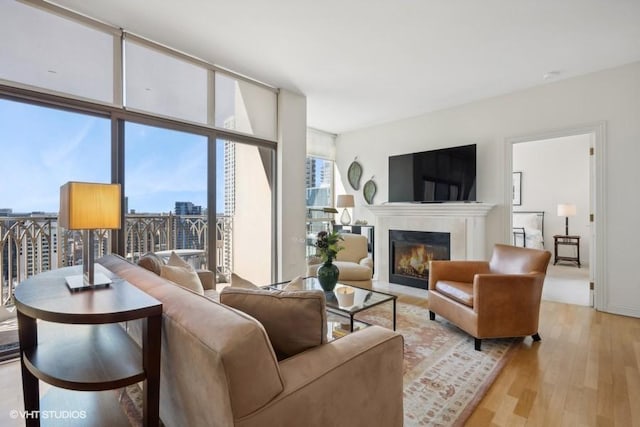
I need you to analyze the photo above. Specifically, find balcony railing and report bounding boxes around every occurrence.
[0,214,232,306]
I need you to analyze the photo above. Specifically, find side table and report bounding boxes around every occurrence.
[14,265,162,427]
[553,235,581,267]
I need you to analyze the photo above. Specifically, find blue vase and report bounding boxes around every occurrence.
[317,261,339,292]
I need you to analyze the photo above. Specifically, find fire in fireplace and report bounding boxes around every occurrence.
[389,230,450,289]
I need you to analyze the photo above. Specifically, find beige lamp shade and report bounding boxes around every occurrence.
[59,182,122,230]
[557,204,576,217]
[336,194,355,208]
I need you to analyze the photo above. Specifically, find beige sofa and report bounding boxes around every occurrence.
[307,233,373,288]
[97,254,403,427]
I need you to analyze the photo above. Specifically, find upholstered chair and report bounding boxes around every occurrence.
[428,244,551,351]
[307,233,373,288]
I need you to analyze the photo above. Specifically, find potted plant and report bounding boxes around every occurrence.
[314,230,344,292]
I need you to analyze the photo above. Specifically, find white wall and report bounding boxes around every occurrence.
[335,61,640,317]
[232,143,272,284]
[277,89,308,281]
[513,134,590,264]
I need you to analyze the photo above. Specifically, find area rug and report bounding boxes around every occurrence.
[348,301,518,427]
[119,301,517,427]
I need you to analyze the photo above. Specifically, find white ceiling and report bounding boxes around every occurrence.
[50,0,640,134]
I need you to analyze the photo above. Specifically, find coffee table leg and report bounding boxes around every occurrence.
[350,315,354,332]
[392,299,397,331]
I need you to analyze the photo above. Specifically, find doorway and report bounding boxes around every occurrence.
[505,123,606,309]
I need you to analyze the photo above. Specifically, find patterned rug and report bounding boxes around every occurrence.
[348,302,518,427]
[121,301,516,427]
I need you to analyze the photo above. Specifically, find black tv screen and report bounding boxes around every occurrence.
[388,144,476,202]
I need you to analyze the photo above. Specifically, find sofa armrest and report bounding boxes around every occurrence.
[196,269,215,290]
[235,326,404,427]
[429,260,490,290]
[359,257,373,272]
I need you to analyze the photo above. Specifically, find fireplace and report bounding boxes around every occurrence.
[389,230,450,289]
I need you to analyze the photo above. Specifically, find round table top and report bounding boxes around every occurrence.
[14,265,161,324]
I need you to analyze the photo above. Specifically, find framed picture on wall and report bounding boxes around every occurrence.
[512,172,522,206]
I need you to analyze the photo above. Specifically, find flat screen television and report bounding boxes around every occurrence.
[388,144,476,203]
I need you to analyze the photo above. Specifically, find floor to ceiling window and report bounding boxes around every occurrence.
[124,122,209,268]
[0,98,110,300]
[1,0,279,293]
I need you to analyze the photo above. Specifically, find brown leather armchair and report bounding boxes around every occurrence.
[428,244,551,351]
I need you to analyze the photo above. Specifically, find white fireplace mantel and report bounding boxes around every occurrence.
[366,202,495,217]
[365,203,495,283]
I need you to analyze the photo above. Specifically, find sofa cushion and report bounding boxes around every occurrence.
[138,252,164,275]
[435,280,474,307]
[161,264,205,295]
[220,287,327,360]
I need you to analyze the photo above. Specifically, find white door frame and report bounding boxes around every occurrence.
[504,122,607,311]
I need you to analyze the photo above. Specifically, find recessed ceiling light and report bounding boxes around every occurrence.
[543,70,560,80]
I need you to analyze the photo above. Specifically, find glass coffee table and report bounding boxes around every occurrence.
[267,277,397,334]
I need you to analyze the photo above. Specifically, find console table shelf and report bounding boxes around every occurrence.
[23,323,145,391]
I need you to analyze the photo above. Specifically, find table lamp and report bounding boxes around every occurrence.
[59,182,121,291]
[336,194,355,226]
[557,203,576,236]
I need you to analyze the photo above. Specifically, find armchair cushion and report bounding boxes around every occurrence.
[434,280,474,307]
[220,287,327,360]
[307,261,372,281]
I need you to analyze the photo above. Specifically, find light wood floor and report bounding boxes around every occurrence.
[2,297,639,426]
[467,301,640,426]
[394,291,640,426]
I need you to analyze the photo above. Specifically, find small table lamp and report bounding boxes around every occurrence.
[336,194,355,226]
[557,203,576,236]
[59,182,122,291]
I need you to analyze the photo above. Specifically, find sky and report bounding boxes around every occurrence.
[0,98,225,214]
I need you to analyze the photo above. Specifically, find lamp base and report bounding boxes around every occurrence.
[340,208,351,226]
[65,272,112,292]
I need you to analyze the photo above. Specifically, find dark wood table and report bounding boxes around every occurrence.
[553,234,581,267]
[14,265,162,427]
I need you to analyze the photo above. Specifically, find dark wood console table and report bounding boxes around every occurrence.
[553,235,581,267]
[14,265,162,427]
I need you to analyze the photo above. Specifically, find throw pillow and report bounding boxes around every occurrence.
[220,287,327,360]
[283,275,304,290]
[138,252,164,275]
[230,273,259,289]
[160,264,205,295]
[168,251,193,270]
